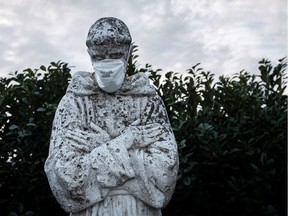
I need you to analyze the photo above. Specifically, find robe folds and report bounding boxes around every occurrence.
[44,71,179,216]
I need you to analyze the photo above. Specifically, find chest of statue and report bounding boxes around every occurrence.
[79,93,144,138]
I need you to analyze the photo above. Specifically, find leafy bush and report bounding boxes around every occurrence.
[0,56,286,216]
[0,61,71,215]
[145,58,287,216]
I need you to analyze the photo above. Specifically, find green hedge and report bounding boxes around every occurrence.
[0,57,286,216]
[146,58,287,216]
[0,62,71,216]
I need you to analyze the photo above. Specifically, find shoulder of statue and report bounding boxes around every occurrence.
[66,71,99,95]
[72,71,94,81]
[119,72,157,96]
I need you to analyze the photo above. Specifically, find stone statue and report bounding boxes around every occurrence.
[44,17,179,216]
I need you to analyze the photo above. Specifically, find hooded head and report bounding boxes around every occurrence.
[86,17,132,62]
[86,17,132,93]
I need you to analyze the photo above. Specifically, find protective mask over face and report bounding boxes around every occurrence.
[93,58,127,93]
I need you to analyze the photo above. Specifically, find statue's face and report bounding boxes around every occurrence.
[88,43,130,62]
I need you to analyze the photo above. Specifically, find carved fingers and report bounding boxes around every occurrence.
[90,121,110,141]
[65,123,110,152]
[138,123,164,148]
[122,123,164,149]
[65,129,94,152]
[130,119,141,126]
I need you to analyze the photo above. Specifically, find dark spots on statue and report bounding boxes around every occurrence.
[59,141,64,148]
[70,187,84,201]
[145,149,151,154]
[117,96,123,102]
[158,111,165,120]
[123,117,129,126]
[116,148,120,153]
[163,127,170,134]
[158,137,165,142]
[75,100,81,111]
[146,103,154,119]
[159,147,169,154]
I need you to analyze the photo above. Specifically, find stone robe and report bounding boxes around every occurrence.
[44,71,179,216]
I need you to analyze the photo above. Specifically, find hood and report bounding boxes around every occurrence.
[66,71,157,96]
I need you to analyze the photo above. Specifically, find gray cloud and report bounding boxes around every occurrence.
[0,0,286,78]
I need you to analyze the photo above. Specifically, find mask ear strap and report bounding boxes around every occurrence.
[126,44,132,63]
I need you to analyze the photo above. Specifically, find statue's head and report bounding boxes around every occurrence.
[86,17,132,93]
[86,17,132,62]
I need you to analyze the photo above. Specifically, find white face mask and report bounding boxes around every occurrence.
[92,59,127,93]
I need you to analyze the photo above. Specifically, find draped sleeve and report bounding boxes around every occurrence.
[119,94,179,209]
[44,93,135,213]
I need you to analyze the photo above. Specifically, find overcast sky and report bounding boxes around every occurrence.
[0,0,287,78]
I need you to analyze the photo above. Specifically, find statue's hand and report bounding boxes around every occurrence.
[90,121,110,142]
[120,126,140,149]
[122,123,163,150]
[65,129,94,152]
[65,123,110,152]
[137,123,164,148]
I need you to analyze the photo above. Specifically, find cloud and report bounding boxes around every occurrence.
[0,0,286,78]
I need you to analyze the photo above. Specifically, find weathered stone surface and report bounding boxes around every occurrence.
[45,17,178,216]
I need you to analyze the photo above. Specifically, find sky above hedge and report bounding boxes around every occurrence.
[0,0,286,77]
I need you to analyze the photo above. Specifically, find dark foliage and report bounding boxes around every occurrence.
[0,61,71,216]
[145,58,287,216]
[0,55,286,216]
